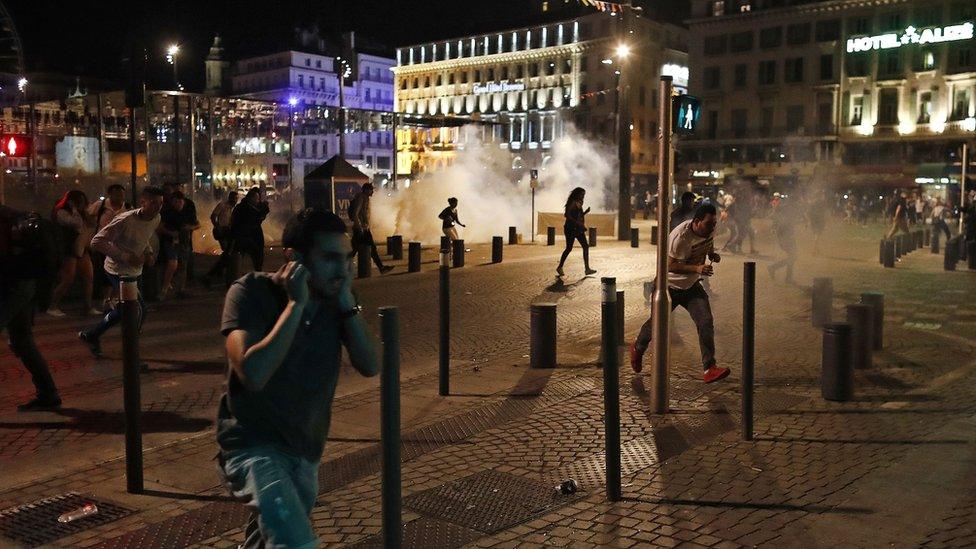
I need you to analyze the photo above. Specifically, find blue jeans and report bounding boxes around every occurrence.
[86,274,146,340]
[221,445,320,549]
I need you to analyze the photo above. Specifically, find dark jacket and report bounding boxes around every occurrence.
[231,201,270,250]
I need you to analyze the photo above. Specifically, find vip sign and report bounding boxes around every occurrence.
[846,22,974,53]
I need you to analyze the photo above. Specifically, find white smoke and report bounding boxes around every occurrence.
[370,124,616,244]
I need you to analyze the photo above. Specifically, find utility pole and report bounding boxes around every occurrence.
[961,142,968,234]
[651,76,674,415]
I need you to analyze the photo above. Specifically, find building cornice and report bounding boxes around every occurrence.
[391,39,613,75]
[687,0,911,28]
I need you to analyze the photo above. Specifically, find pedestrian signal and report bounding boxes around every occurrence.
[0,134,32,158]
[672,95,701,135]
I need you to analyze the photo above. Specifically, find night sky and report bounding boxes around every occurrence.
[7,0,687,90]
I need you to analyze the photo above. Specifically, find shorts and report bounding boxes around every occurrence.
[159,238,180,262]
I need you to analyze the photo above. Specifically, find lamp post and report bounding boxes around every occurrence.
[605,41,632,241]
[288,97,298,209]
[166,44,181,91]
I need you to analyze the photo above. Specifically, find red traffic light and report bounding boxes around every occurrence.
[0,134,32,158]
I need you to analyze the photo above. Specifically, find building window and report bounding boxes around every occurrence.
[729,31,753,52]
[785,57,804,83]
[711,0,725,17]
[400,79,407,90]
[300,139,306,157]
[564,58,572,73]
[759,60,776,85]
[473,70,481,82]
[704,35,728,57]
[949,44,975,72]
[786,106,805,132]
[305,58,311,67]
[319,78,325,90]
[365,88,371,101]
[731,109,747,137]
[847,53,870,77]
[448,73,455,85]
[916,49,937,71]
[530,63,539,77]
[734,64,747,87]
[545,62,555,76]
[814,19,841,42]
[298,74,304,88]
[316,60,321,68]
[879,51,901,78]
[436,75,442,86]
[638,85,645,106]
[501,66,509,80]
[707,110,718,139]
[849,17,870,35]
[879,89,898,124]
[879,12,903,32]
[760,107,773,136]
[850,95,864,125]
[424,76,431,87]
[952,87,972,120]
[819,54,833,80]
[704,67,721,90]
[487,68,495,81]
[311,140,318,157]
[953,0,976,20]
[914,7,941,27]
[786,23,811,45]
[759,27,782,49]
[516,64,525,78]
[580,56,588,71]
[918,92,933,123]
[461,72,468,84]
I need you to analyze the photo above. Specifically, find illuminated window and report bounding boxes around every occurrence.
[850,95,863,125]
[918,92,932,123]
[711,0,724,16]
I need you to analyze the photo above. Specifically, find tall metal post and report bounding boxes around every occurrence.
[28,101,37,190]
[651,76,674,415]
[120,279,143,493]
[209,98,215,198]
[129,105,138,204]
[338,74,346,159]
[97,93,106,177]
[439,251,450,396]
[616,5,633,240]
[601,277,621,501]
[173,94,181,185]
[379,307,402,549]
[289,103,296,205]
[391,113,398,191]
[742,262,755,441]
[961,142,968,234]
[188,96,196,200]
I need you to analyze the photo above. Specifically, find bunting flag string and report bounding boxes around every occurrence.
[577,0,625,13]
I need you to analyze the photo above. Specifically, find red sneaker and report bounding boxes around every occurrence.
[703,365,731,383]
[630,341,644,373]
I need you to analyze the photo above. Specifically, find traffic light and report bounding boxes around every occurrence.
[0,134,33,157]
[672,95,701,135]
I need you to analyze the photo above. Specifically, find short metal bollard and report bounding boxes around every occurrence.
[616,290,625,346]
[860,292,884,351]
[547,226,556,246]
[357,245,372,278]
[601,277,621,501]
[530,303,557,369]
[821,322,854,402]
[452,239,465,268]
[878,239,886,265]
[630,227,639,248]
[508,226,517,245]
[378,307,402,549]
[846,303,874,370]
[439,252,450,395]
[945,237,958,271]
[742,262,756,441]
[811,277,833,328]
[492,236,503,263]
[651,226,658,246]
[589,227,597,247]
[408,242,422,273]
[120,279,143,493]
[440,235,450,252]
[391,235,403,260]
[883,239,895,268]
[386,236,393,255]
[932,230,941,254]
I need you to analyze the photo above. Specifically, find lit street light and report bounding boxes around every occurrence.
[615,43,631,59]
[17,77,27,93]
[166,44,181,90]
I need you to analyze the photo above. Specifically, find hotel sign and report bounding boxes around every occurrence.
[473,82,526,94]
[846,22,974,53]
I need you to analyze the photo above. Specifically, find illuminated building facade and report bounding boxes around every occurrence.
[392,12,687,191]
[683,0,976,195]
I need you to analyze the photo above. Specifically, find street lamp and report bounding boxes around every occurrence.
[17,77,27,93]
[611,41,632,240]
[615,43,631,59]
[166,44,181,90]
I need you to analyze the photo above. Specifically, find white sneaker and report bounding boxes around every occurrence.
[46,308,66,318]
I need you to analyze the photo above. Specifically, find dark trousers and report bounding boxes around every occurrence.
[933,219,951,240]
[205,237,234,279]
[85,274,146,341]
[557,227,590,269]
[769,232,797,282]
[351,228,385,270]
[0,279,59,399]
[635,281,716,371]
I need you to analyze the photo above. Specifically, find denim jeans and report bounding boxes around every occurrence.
[86,274,146,341]
[636,281,716,371]
[0,278,59,399]
[221,445,320,549]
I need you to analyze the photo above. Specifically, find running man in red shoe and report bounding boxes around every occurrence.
[631,203,730,383]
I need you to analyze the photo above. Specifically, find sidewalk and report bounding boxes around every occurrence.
[1,220,975,548]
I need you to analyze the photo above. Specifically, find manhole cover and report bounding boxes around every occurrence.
[346,517,483,549]
[0,493,132,547]
[404,470,582,534]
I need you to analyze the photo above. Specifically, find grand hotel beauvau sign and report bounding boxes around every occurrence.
[846,22,974,53]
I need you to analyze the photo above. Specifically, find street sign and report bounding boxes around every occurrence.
[0,134,32,158]
[672,95,701,135]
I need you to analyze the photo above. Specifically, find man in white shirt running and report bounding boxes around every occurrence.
[630,203,730,384]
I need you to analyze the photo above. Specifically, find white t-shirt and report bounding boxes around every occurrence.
[91,209,160,277]
[932,205,945,220]
[667,219,714,290]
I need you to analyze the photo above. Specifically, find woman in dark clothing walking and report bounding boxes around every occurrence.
[556,187,596,277]
[230,188,270,271]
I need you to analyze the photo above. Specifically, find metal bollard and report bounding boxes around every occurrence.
[386,236,393,255]
[878,239,886,265]
[408,242,422,273]
[932,230,941,254]
[821,322,854,401]
[960,237,969,262]
[883,239,895,268]
[391,235,404,260]
[452,239,465,268]
[439,252,450,395]
[650,226,658,246]
[142,262,160,302]
[589,227,597,247]
[968,241,976,270]
[742,262,756,441]
[508,226,517,245]
[440,235,450,252]
[492,236,503,263]
[945,237,958,271]
[860,292,885,351]
[893,235,902,258]
[530,303,557,369]
[811,277,833,328]
[378,307,402,549]
[846,304,874,370]
[547,226,556,246]
[917,230,925,250]
[630,227,639,248]
[616,290,625,346]
[923,227,930,247]
[601,278,621,501]
[357,245,372,278]
[120,279,143,493]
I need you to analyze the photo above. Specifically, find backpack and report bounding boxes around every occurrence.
[1,208,64,311]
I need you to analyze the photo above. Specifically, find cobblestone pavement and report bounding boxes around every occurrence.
[1,219,975,548]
